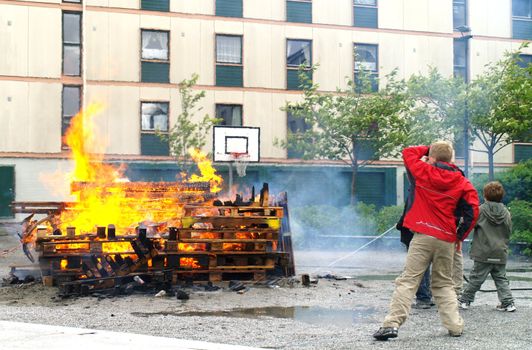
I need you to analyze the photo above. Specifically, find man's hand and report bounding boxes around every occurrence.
[456,240,462,252]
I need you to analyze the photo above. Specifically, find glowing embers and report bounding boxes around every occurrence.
[190,231,219,239]
[55,243,90,251]
[60,259,68,270]
[179,257,202,269]
[222,243,245,251]
[178,243,207,252]
[102,241,133,253]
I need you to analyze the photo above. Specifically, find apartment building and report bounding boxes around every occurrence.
[0,0,531,216]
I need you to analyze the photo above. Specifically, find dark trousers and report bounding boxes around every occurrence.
[416,267,432,302]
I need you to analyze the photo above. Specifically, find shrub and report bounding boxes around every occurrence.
[508,200,532,256]
[290,203,404,248]
[375,205,403,234]
[472,160,532,203]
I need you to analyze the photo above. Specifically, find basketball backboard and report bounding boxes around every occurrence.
[213,126,260,162]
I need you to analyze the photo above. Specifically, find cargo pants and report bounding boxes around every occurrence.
[461,261,514,306]
[383,233,464,334]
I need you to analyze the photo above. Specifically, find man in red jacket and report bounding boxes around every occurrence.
[373,142,479,340]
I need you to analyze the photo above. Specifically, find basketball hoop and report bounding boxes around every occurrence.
[231,152,250,177]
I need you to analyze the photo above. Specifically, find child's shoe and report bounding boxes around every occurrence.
[496,303,516,312]
[458,300,470,310]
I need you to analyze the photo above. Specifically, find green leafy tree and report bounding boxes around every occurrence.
[467,46,532,180]
[161,74,220,173]
[278,66,412,204]
[405,68,467,148]
[508,200,532,256]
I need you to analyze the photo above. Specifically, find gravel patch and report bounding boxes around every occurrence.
[1,228,531,349]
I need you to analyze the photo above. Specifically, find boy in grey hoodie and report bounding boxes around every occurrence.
[459,181,516,312]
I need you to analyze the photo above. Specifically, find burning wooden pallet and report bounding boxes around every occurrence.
[15,182,295,296]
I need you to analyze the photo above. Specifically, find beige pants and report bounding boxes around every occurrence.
[383,233,464,334]
[452,247,463,298]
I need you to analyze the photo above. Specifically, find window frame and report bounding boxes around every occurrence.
[215,104,244,126]
[215,34,243,66]
[140,101,170,133]
[453,38,468,82]
[140,29,170,63]
[512,0,532,19]
[62,11,82,77]
[61,85,82,149]
[286,39,312,68]
[353,43,379,91]
[453,0,468,30]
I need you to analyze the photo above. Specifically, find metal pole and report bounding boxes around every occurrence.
[463,34,471,177]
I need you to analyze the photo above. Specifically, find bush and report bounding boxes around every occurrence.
[472,160,532,203]
[290,203,404,248]
[375,205,403,234]
[508,200,532,256]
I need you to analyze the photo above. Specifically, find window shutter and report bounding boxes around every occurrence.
[354,7,378,28]
[141,0,170,12]
[141,62,170,83]
[216,65,243,87]
[216,0,243,18]
[141,134,169,156]
[287,1,312,23]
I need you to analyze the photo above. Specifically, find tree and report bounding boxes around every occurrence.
[467,46,532,180]
[162,74,220,173]
[278,66,412,204]
[405,68,467,148]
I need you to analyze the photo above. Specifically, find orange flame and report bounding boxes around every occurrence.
[187,148,223,193]
[180,257,202,269]
[47,104,223,236]
[60,259,68,270]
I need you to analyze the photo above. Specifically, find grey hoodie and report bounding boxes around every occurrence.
[469,201,512,264]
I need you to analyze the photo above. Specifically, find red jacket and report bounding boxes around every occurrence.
[402,145,479,243]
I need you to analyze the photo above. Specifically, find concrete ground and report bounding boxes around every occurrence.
[1,224,531,349]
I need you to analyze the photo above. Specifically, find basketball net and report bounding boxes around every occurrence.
[231,152,250,177]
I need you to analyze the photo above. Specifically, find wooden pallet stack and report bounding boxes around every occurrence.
[22,184,294,294]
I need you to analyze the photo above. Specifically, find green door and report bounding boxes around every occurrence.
[0,167,14,217]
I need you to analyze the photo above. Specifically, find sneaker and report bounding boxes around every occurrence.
[458,300,470,310]
[496,303,516,312]
[413,300,433,309]
[373,327,398,341]
[449,330,463,337]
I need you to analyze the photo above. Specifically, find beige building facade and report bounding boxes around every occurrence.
[0,0,531,214]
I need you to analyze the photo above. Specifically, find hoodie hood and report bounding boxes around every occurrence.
[482,201,510,225]
[427,162,463,191]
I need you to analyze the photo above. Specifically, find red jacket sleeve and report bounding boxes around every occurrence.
[402,146,430,179]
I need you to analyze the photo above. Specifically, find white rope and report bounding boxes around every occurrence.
[312,224,397,273]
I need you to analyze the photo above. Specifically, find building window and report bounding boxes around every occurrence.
[141,30,169,83]
[518,54,532,68]
[141,0,169,12]
[287,109,310,159]
[354,43,378,92]
[216,35,243,87]
[216,0,243,18]
[62,12,81,76]
[140,102,170,156]
[216,104,243,126]
[63,0,81,3]
[287,0,312,24]
[514,144,532,162]
[513,0,532,39]
[353,0,378,28]
[62,85,81,148]
[453,38,468,82]
[286,39,312,90]
[453,0,467,30]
